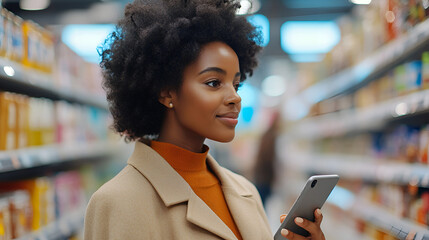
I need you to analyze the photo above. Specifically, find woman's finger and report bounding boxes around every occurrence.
[280,229,310,240]
[406,231,416,240]
[314,209,323,226]
[294,217,319,236]
[280,214,287,223]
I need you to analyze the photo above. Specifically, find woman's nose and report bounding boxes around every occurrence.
[225,86,241,105]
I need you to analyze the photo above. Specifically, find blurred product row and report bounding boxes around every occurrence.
[277,1,429,240]
[0,5,120,240]
[0,167,110,240]
[309,52,429,117]
[298,0,429,86]
[311,124,429,164]
[0,7,105,101]
[0,92,110,152]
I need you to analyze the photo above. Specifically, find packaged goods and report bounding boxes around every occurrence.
[394,64,407,95]
[8,191,31,238]
[420,125,429,164]
[22,21,39,70]
[0,92,18,150]
[10,14,23,63]
[0,8,7,57]
[406,61,422,92]
[28,98,55,147]
[54,171,85,218]
[15,95,29,149]
[0,178,55,231]
[39,28,54,74]
[378,74,395,101]
[0,197,11,240]
[2,9,13,61]
[22,20,55,74]
[422,52,429,89]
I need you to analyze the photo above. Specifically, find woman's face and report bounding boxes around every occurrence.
[170,41,242,143]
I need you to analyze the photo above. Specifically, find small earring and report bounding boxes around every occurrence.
[169,102,173,108]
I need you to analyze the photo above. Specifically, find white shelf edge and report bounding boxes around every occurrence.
[13,206,86,240]
[0,141,121,174]
[293,18,429,106]
[286,179,429,239]
[284,152,429,187]
[350,199,429,240]
[290,89,429,140]
[0,57,108,110]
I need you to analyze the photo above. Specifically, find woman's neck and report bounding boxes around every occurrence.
[157,128,206,153]
[157,136,205,153]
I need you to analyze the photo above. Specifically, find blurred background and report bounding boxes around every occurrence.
[0,0,428,239]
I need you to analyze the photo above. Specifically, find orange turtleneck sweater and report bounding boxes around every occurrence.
[151,140,243,240]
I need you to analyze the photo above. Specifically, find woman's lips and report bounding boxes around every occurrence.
[216,112,239,127]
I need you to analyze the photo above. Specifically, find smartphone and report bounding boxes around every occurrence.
[273,174,339,239]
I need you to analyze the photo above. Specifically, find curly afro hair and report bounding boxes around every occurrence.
[100,0,263,141]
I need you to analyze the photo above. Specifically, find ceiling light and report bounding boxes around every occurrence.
[281,21,340,62]
[62,24,115,63]
[236,0,261,15]
[350,0,372,4]
[20,0,50,10]
[261,75,286,97]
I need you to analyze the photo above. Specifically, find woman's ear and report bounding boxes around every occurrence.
[159,90,174,109]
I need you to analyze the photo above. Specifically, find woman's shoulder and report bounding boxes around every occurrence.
[88,164,156,206]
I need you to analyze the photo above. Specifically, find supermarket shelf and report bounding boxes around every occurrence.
[284,152,429,187]
[0,141,121,174]
[0,58,108,110]
[290,89,429,140]
[285,179,429,239]
[14,207,85,240]
[350,199,429,240]
[292,18,429,106]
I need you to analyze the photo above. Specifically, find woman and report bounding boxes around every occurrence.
[84,0,326,239]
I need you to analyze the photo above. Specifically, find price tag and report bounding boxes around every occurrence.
[0,155,14,172]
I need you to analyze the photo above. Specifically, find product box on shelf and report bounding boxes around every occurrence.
[15,94,29,149]
[8,191,31,239]
[22,20,55,74]
[420,125,429,164]
[0,92,18,151]
[54,171,86,218]
[0,170,99,239]
[1,9,14,61]
[0,197,11,240]
[28,97,57,147]
[0,178,55,231]
[0,8,7,58]
[422,51,429,89]
[394,64,407,95]
[405,60,422,93]
[0,8,24,63]
[22,20,40,70]
[9,13,23,64]
[0,191,32,239]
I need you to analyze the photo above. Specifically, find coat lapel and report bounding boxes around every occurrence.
[207,154,269,240]
[127,141,237,240]
[187,193,237,240]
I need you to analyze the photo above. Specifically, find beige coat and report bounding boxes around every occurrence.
[84,141,273,240]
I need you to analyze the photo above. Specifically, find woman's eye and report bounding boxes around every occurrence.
[206,80,221,88]
[234,82,243,91]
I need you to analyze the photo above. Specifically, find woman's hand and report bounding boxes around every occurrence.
[279,209,325,240]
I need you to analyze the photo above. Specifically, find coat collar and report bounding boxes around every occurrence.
[127,141,263,240]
